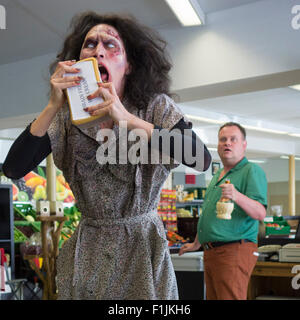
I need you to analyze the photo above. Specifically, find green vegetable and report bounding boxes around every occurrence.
[17,191,29,202]
[37,166,46,179]
[14,227,28,243]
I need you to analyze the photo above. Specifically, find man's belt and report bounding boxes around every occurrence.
[202,239,252,251]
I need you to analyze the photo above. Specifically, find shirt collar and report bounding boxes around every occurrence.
[215,157,248,185]
[230,157,248,172]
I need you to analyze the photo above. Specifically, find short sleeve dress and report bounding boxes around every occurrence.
[48,93,186,300]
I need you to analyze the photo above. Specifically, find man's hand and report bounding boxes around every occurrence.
[219,183,237,202]
[179,241,201,256]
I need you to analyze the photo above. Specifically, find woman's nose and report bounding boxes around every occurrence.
[94,42,105,59]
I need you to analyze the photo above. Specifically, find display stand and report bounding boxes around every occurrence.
[24,215,67,300]
[38,215,67,300]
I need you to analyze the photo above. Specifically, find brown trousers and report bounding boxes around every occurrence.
[203,241,258,300]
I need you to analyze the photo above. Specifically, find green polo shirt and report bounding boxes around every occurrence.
[197,157,267,244]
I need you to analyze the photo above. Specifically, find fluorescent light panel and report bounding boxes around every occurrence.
[248,159,266,163]
[165,0,205,26]
[280,155,300,161]
[243,125,287,135]
[186,114,224,124]
[187,114,300,138]
[288,133,300,138]
[289,84,300,91]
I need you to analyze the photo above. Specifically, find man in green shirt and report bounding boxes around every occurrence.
[179,122,267,300]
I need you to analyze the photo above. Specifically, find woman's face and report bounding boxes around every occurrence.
[79,24,130,98]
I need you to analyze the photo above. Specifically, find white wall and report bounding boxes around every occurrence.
[160,0,300,92]
[0,53,56,119]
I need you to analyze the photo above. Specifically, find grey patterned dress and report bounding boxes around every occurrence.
[48,94,186,300]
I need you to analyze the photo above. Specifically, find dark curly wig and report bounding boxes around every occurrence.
[50,11,175,109]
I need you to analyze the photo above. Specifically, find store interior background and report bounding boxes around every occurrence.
[1,0,300,216]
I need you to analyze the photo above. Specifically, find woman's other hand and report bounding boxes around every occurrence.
[85,82,134,126]
[49,60,82,110]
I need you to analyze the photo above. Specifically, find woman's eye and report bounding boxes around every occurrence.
[85,40,96,49]
[105,42,116,49]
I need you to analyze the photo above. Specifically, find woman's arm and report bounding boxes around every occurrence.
[151,118,212,172]
[3,60,81,179]
[2,123,52,179]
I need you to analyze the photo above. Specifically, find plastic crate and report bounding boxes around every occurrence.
[264,216,290,235]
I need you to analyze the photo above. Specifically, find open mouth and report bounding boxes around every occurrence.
[98,65,109,83]
[224,148,231,152]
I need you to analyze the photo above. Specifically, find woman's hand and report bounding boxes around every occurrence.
[49,60,82,110]
[86,82,154,139]
[85,82,134,126]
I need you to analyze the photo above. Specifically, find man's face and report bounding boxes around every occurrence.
[218,125,247,165]
[79,24,130,98]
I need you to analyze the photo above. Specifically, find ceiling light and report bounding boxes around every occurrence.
[165,0,205,26]
[208,147,218,152]
[248,159,266,164]
[186,114,289,135]
[186,114,224,124]
[280,155,300,161]
[288,133,300,138]
[289,84,300,91]
[243,125,287,135]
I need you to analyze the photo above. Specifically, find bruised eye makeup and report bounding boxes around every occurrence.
[105,41,116,48]
[83,38,120,52]
[84,39,97,49]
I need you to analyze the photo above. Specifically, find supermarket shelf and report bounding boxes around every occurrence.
[176,200,204,217]
[176,200,203,208]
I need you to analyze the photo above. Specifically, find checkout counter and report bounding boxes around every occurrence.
[248,216,300,300]
[170,251,206,300]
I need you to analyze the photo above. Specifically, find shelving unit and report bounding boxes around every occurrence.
[176,200,203,217]
[0,184,15,278]
[176,200,204,242]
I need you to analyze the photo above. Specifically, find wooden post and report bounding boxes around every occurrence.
[36,215,67,300]
[36,154,68,299]
[288,155,296,216]
[46,154,56,203]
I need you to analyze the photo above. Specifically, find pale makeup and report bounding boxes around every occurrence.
[79,24,130,98]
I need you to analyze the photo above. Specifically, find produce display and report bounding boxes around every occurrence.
[264,216,291,235]
[14,226,28,243]
[11,167,75,203]
[14,203,81,247]
[167,230,189,247]
[176,208,193,218]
